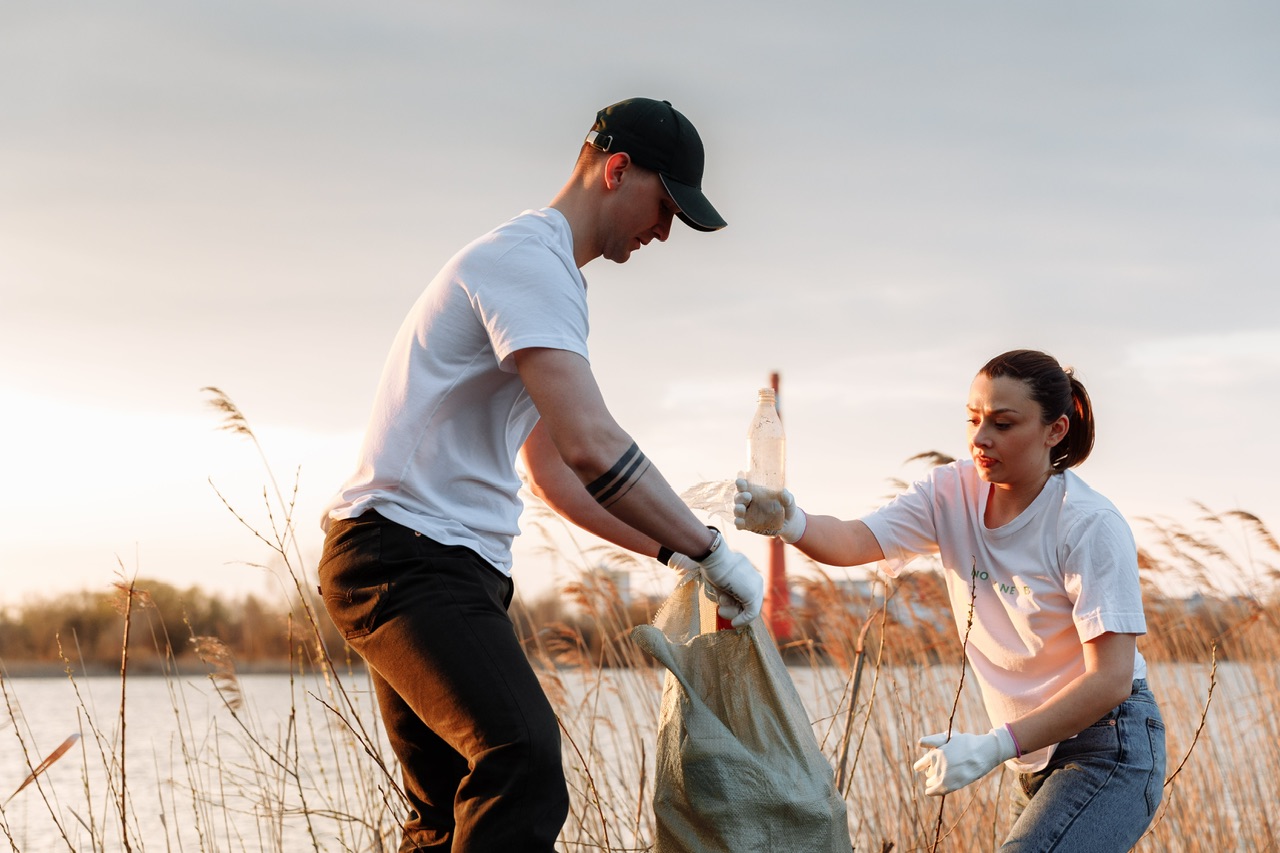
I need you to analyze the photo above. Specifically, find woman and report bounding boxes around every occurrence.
[734,349,1166,851]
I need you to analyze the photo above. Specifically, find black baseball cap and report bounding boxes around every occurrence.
[585,98,726,232]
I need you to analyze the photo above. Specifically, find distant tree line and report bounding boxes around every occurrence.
[0,569,1274,675]
[0,579,318,674]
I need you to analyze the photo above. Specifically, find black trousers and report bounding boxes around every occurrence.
[318,510,567,852]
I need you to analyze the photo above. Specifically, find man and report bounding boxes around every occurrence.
[318,97,764,852]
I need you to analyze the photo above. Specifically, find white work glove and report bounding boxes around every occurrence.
[697,533,764,628]
[912,726,1018,796]
[663,550,700,580]
[733,478,807,544]
[660,548,748,620]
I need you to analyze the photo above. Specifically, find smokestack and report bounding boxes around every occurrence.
[764,371,794,643]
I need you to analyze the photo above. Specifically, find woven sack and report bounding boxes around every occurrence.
[631,577,851,853]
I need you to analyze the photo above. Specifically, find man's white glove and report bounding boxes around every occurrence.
[660,543,758,625]
[697,533,764,628]
[912,726,1018,796]
[663,550,700,581]
[733,478,807,544]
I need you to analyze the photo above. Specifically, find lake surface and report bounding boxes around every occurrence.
[0,662,1264,852]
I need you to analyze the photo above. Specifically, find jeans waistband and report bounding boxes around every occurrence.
[1091,679,1151,725]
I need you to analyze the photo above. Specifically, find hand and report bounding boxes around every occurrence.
[697,537,764,628]
[660,550,747,621]
[912,726,1018,796]
[733,478,807,544]
[663,550,700,582]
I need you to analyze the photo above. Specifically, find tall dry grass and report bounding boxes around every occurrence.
[1,397,1276,851]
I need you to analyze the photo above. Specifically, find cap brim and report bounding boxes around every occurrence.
[660,174,726,232]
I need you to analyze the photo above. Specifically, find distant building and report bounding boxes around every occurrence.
[796,573,949,632]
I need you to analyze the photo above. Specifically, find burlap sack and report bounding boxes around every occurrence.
[631,577,851,853]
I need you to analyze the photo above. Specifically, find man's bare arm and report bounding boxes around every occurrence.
[521,420,663,558]
[512,347,715,559]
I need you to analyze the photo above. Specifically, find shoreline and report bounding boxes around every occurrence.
[0,659,338,679]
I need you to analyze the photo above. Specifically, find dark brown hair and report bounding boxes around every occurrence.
[979,349,1095,471]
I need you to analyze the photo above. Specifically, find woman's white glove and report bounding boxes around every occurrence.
[733,478,807,544]
[912,726,1018,796]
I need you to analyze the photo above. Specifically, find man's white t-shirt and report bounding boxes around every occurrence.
[322,208,588,574]
[862,461,1147,771]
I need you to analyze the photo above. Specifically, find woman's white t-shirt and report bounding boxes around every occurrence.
[862,460,1147,771]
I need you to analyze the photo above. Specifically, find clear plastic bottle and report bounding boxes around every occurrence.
[744,388,786,533]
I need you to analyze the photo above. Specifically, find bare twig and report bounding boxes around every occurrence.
[1164,642,1217,789]
[558,717,611,853]
[931,558,979,853]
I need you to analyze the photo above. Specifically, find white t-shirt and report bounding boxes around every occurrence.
[862,460,1147,771]
[322,208,589,574]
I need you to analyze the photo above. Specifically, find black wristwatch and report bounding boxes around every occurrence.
[657,526,721,566]
[691,527,721,563]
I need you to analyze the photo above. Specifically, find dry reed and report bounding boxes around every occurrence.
[0,402,1276,851]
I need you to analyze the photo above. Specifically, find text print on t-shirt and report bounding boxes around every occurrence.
[971,561,1032,598]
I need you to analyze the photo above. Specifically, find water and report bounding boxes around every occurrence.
[0,669,396,852]
[0,663,1267,852]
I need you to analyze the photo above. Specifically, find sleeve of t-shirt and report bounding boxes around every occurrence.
[470,238,590,373]
[860,472,944,576]
[1061,509,1147,642]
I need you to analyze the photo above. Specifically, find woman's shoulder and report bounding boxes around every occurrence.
[1059,470,1122,514]
[887,459,983,519]
[933,458,986,498]
[1057,470,1134,543]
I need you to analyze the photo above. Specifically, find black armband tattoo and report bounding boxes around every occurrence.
[587,441,651,508]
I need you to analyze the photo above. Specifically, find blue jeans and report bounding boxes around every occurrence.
[318,510,568,852]
[1002,680,1165,852]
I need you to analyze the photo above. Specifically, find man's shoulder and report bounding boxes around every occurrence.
[480,208,567,249]
[454,209,574,275]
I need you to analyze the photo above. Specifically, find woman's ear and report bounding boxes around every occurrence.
[603,152,631,190]
[1047,414,1070,448]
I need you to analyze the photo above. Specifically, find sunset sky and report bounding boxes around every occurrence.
[3,1,1277,609]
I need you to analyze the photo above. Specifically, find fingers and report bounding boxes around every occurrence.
[730,601,761,627]
[732,480,753,531]
[716,593,743,622]
[918,732,949,749]
[912,748,946,796]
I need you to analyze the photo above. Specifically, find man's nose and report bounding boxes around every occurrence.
[655,211,674,242]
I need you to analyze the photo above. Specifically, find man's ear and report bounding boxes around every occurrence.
[603,152,631,190]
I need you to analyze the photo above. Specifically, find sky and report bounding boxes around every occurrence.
[2,1,1278,610]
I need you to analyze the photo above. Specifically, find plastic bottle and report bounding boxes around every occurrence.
[743,388,786,533]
